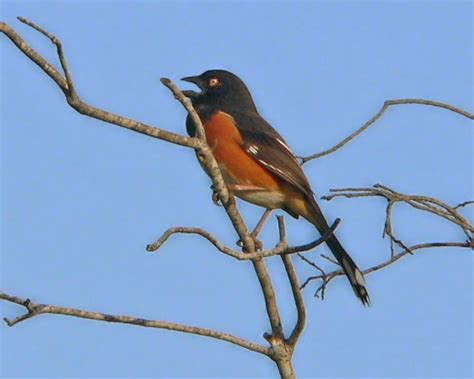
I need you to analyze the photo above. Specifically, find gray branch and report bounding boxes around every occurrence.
[0,291,270,356]
[300,99,473,164]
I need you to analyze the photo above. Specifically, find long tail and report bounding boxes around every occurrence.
[303,198,370,306]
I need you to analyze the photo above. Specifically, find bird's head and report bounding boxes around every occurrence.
[181,69,257,112]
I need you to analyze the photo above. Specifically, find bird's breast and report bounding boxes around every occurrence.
[203,111,282,192]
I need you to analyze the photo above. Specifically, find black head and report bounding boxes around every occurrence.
[181,69,257,112]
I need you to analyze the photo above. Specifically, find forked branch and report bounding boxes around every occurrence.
[299,184,473,297]
[0,19,196,148]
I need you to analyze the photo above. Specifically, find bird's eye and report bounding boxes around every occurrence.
[209,78,220,88]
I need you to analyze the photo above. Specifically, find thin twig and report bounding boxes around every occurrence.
[320,254,340,266]
[280,254,305,348]
[302,241,471,293]
[454,201,474,210]
[17,17,76,96]
[251,209,273,239]
[283,219,340,255]
[146,219,340,261]
[323,184,473,235]
[300,183,473,297]
[297,254,326,277]
[300,99,473,164]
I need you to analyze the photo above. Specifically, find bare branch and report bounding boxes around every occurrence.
[17,16,76,96]
[0,20,196,148]
[0,291,270,355]
[251,209,273,240]
[320,254,341,266]
[301,183,472,297]
[280,252,305,347]
[283,218,340,255]
[301,241,471,295]
[322,184,473,235]
[300,99,474,164]
[146,218,340,261]
[146,226,248,258]
[454,201,474,210]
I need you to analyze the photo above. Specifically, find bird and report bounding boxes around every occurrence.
[181,69,370,306]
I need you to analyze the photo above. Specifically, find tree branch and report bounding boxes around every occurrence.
[300,241,471,295]
[0,19,196,148]
[300,99,474,164]
[0,291,270,356]
[145,218,340,260]
[322,184,473,235]
[299,183,473,297]
[276,217,306,348]
[454,200,474,210]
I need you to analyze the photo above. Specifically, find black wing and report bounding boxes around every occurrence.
[231,111,313,198]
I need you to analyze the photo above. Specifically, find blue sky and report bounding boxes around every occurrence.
[1,1,472,378]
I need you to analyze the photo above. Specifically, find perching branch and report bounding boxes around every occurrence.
[0,291,270,355]
[300,99,474,164]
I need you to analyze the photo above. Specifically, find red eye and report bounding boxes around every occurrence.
[209,78,220,87]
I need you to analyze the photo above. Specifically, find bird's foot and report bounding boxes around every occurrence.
[210,185,222,206]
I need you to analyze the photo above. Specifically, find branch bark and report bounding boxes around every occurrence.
[300,241,471,296]
[0,19,196,148]
[0,291,270,355]
[299,184,473,297]
[300,99,474,164]
[145,218,340,260]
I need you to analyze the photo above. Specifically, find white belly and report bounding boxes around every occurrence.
[213,162,286,209]
[235,190,286,209]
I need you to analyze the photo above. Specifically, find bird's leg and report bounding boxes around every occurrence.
[210,182,269,250]
[236,209,272,251]
[251,209,272,239]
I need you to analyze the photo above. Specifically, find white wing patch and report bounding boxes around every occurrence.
[354,268,366,286]
[247,145,260,155]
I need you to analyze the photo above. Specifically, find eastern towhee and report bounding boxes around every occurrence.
[182,70,370,306]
